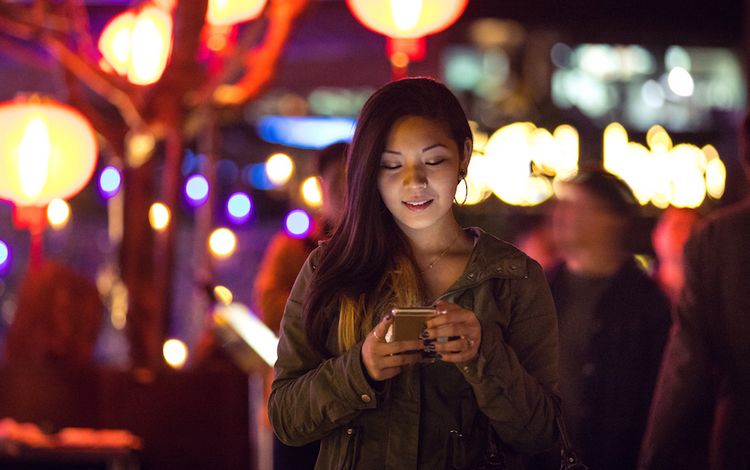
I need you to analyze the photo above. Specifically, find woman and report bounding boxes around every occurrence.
[269,77,559,469]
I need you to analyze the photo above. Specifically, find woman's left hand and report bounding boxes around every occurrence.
[424,300,481,363]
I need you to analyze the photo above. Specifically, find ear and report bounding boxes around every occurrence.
[460,138,473,172]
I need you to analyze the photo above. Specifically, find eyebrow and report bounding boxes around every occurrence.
[382,143,449,155]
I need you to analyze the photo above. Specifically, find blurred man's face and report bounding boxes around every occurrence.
[552,185,627,254]
[320,161,346,225]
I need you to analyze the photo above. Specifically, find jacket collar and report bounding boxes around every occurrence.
[442,227,529,296]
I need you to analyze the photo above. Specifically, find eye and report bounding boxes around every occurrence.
[380,163,401,170]
[426,159,446,166]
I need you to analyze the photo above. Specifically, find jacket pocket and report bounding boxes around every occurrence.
[341,426,361,470]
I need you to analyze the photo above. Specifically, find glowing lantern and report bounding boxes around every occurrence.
[98,5,174,85]
[347,0,467,77]
[0,99,98,207]
[206,0,268,26]
[346,0,468,38]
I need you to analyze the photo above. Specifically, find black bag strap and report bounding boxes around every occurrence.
[555,405,588,470]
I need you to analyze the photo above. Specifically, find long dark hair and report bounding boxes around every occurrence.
[303,77,473,357]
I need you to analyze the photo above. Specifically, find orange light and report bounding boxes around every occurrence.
[0,98,98,207]
[98,5,173,85]
[346,0,468,39]
[206,0,267,26]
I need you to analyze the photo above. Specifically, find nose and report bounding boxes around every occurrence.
[403,162,427,189]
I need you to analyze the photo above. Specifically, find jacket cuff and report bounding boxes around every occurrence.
[337,341,380,413]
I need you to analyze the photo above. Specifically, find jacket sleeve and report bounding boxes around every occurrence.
[458,257,560,454]
[638,226,713,469]
[268,251,380,446]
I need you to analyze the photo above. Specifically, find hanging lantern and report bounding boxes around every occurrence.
[346,0,468,39]
[0,98,98,208]
[206,0,268,26]
[98,4,174,85]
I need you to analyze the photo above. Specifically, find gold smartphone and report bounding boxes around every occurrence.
[390,307,437,342]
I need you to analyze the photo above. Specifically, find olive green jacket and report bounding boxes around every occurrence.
[269,228,560,469]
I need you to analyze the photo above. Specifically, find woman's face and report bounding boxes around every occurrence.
[377,116,470,235]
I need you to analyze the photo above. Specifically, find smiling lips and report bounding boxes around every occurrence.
[402,199,434,211]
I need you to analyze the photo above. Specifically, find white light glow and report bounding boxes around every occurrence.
[149,202,170,231]
[214,303,278,366]
[18,117,51,199]
[209,227,237,258]
[301,176,323,208]
[265,153,294,186]
[163,339,188,369]
[668,67,695,97]
[47,198,70,228]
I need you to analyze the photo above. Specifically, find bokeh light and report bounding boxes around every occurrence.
[185,174,210,206]
[47,198,71,229]
[163,338,188,369]
[209,227,237,258]
[246,163,276,190]
[226,192,252,223]
[265,153,294,186]
[0,240,10,275]
[149,202,170,231]
[668,67,695,97]
[99,165,122,198]
[301,177,323,208]
[213,285,233,305]
[284,209,312,239]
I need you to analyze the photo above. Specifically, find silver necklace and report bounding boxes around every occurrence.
[419,231,462,274]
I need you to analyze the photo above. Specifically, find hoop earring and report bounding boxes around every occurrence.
[454,170,468,206]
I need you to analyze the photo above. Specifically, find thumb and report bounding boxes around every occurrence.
[371,312,393,342]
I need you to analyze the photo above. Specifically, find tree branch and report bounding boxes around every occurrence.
[212,0,309,106]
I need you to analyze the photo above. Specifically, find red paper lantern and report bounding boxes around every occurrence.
[346,0,468,39]
[206,0,268,26]
[98,4,174,85]
[0,98,98,208]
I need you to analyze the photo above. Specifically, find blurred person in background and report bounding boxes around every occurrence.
[252,141,347,470]
[651,206,701,304]
[253,141,348,334]
[514,213,559,272]
[5,260,103,368]
[541,167,670,470]
[639,117,750,469]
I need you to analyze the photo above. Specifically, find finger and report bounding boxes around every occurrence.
[370,313,394,343]
[425,308,466,329]
[379,339,423,355]
[379,351,422,368]
[432,336,469,354]
[435,336,479,357]
[426,323,466,340]
[436,350,476,363]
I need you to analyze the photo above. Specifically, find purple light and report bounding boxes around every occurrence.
[284,209,312,239]
[185,175,209,206]
[99,166,122,198]
[226,192,252,223]
[0,240,10,276]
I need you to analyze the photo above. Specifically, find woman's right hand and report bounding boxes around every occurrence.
[361,314,423,381]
